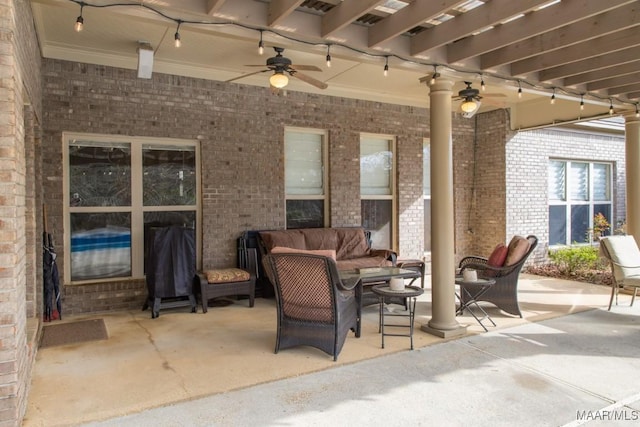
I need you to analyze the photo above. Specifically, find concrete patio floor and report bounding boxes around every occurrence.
[23,274,640,426]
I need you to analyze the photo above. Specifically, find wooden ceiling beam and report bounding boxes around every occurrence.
[268,0,304,27]
[481,2,640,69]
[608,83,640,96]
[540,45,640,81]
[368,0,466,48]
[409,0,547,55]
[448,0,634,63]
[206,0,227,15]
[564,61,640,86]
[322,0,383,37]
[588,72,640,91]
[511,27,640,75]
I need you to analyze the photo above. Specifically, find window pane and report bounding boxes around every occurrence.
[571,204,589,243]
[593,163,610,201]
[548,161,565,201]
[361,137,392,195]
[423,142,431,196]
[285,132,324,195]
[362,199,392,248]
[70,213,131,280]
[549,205,566,246]
[594,204,612,237]
[570,162,588,201]
[143,145,196,206]
[69,141,131,207]
[286,200,324,229]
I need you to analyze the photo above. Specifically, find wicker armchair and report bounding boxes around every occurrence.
[262,253,362,361]
[458,235,538,318]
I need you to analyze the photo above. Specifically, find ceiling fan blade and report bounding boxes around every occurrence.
[482,93,507,98]
[290,71,328,89]
[289,64,322,72]
[226,69,269,83]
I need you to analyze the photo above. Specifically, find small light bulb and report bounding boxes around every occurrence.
[326,54,331,68]
[384,64,388,77]
[75,15,84,32]
[174,32,181,48]
[481,78,486,91]
[550,93,556,105]
[518,87,522,98]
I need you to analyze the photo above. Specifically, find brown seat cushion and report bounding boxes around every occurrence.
[488,243,508,267]
[205,268,251,284]
[505,236,531,266]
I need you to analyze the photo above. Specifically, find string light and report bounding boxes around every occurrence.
[66,0,639,115]
[580,94,584,111]
[609,99,614,115]
[636,103,639,118]
[383,56,389,77]
[74,2,84,32]
[258,30,264,55]
[174,20,182,48]
[517,81,522,98]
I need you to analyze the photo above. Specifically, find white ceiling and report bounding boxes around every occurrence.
[29,0,640,130]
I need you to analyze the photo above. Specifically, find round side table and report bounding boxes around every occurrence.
[371,284,424,350]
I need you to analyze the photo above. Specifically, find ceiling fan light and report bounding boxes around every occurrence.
[460,98,478,113]
[270,72,289,88]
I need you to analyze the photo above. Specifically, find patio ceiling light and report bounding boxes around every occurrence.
[460,97,478,113]
[269,72,289,88]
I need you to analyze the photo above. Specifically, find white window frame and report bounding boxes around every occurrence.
[548,159,612,246]
[423,138,431,253]
[284,127,329,228]
[62,132,201,284]
[360,133,397,250]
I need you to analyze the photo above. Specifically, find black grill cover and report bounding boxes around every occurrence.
[146,226,195,298]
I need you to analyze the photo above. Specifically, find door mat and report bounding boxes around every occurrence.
[40,319,108,348]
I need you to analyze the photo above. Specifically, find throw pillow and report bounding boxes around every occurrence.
[505,236,531,266]
[271,246,337,260]
[487,243,508,268]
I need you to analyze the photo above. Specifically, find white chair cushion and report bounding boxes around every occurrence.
[601,236,640,282]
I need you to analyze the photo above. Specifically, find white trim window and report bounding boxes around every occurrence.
[285,128,329,228]
[548,159,612,245]
[360,134,396,250]
[423,138,431,252]
[63,133,201,283]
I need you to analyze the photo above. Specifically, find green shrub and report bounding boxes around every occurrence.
[548,245,606,275]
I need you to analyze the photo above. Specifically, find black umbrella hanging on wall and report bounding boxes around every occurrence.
[43,205,61,322]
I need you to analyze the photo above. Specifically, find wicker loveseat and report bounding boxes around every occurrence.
[257,227,397,271]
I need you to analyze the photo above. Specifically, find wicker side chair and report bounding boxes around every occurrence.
[458,235,538,318]
[262,253,362,361]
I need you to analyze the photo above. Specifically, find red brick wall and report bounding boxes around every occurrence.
[41,60,431,313]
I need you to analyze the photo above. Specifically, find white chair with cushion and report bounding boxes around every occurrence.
[599,235,640,310]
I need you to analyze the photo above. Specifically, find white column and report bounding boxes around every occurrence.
[420,76,466,338]
[625,113,640,245]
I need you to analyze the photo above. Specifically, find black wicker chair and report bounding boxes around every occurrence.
[262,253,361,361]
[458,235,538,318]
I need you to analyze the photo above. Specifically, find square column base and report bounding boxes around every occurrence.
[420,322,467,338]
